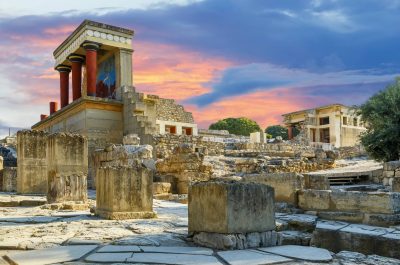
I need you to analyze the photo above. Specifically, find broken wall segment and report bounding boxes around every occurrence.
[46,133,88,204]
[156,143,212,194]
[96,166,155,220]
[17,130,48,194]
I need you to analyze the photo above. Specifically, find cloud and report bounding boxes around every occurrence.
[189,63,398,106]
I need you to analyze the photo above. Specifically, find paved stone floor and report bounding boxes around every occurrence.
[1,191,400,264]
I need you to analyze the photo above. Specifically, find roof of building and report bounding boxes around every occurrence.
[282,103,352,117]
[53,20,134,56]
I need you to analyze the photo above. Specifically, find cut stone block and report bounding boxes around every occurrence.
[127,253,222,265]
[17,130,48,194]
[97,245,141,253]
[47,133,88,203]
[140,246,213,255]
[85,252,133,263]
[2,167,17,192]
[4,245,97,265]
[259,245,333,262]
[189,181,275,234]
[217,250,292,265]
[96,166,155,220]
[242,173,303,205]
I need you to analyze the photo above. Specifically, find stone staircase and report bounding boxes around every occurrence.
[121,86,158,145]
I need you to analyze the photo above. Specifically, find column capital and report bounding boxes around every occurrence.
[82,41,101,51]
[55,64,71,73]
[68,53,85,63]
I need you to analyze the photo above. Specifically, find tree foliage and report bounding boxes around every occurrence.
[209,117,261,136]
[359,78,400,162]
[265,125,288,140]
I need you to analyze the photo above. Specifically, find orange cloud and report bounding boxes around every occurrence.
[133,41,233,100]
[186,87,318,129]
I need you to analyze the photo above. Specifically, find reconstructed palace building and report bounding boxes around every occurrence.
[32,20,198,149]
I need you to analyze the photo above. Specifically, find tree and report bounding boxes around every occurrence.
[359,78,400,162]
[209,117,261,136]
[265,125,289,140]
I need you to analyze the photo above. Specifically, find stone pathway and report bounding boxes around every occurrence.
[1,192,400,264]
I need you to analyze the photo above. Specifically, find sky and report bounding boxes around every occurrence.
[1,0,400,137]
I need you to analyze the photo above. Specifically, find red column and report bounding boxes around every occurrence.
[82,42,100,97]
[55,65,71,108]
[40,114,48,121]
[288,126,293,140]
[68,54,85,101]
[50,101,58,115]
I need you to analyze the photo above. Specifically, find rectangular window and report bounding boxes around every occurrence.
[165,125,176,134]
[319,117,330,125]
[182,127,193,136]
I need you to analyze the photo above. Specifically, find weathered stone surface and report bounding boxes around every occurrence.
[303,174,330,190]
[384,161,400,171]
[2,167,17,192]
[192,231,279,250]
[392,178,400,192]
[242,173,303,205]
[122,134,140,145]
[4,245,97,265]
[156,143,212,194]
[217,250,292,265]
[298,189,331,210]
[17,130,48,194]
[85,252,133,263]
[189,181,275,234]
[140,246,213,255]
[46,133,88,204]
[275,214,317,232]
[127,253,222,265]
[259,245,333,262]
[277,231,312,246]
[96,166,155,220]
[153,182,171,195]
[97,245,141,252]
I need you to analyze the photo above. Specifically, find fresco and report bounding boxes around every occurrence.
[96,55,116,98]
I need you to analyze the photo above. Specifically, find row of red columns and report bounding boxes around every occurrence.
[42,42,100,120]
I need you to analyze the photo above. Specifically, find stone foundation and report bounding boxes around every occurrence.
[17,130,48,194]
[96,166,155,220]
[46,133,88,204]
[189,181,275,249]
[382,161,400,191]
[2,167,17,192]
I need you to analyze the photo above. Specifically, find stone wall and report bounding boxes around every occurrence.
[46,133,88,203]
[156,98,194,123]
[153,134,225,159]
[298,189,400,226]
[337,145,367,159]
[2,167,17,192]
[382,161,400,191]
[17,130,48,194]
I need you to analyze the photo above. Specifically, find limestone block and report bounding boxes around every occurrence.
[2,167,17,192]
[304,174,330,190]
[96,166,155,219]
[47,173,87,204]
[298,190,331,211]
[188,181,275,234]
[47,133,88,179]
[383,170,395,178]
[242,173,304,205]
[330,191,400,214]
[17,130,48,194]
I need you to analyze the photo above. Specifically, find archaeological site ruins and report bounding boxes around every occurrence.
[1,20,400,265]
